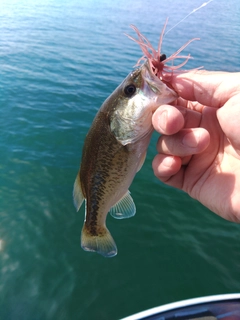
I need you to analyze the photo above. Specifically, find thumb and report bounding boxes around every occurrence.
[217,93,240,153]
[170,70,240,108]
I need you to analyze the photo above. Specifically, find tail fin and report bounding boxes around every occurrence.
[81,224,117,258]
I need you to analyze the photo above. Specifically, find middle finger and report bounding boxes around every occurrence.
[157,128,210,157]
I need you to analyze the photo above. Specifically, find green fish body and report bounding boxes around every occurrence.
[73,62,177,257]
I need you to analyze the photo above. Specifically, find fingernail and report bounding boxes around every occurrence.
[158,110,167,132]
[162,156,174,168]
[182,131,199,148]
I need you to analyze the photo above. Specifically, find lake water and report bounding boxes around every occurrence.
[1,0,240,319]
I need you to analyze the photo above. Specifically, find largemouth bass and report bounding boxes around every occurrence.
[74,21,198,257]
[73,61,177,257]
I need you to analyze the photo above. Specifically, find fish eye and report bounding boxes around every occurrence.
[124,84,136,97]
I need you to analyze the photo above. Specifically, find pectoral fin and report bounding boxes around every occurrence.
[110,191,136,219]
[73,174,84,211]
[137,152,146,172]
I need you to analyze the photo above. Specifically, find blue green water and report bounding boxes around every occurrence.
[1,0,240,319]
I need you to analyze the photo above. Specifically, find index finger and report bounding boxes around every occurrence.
[170,70,240,108]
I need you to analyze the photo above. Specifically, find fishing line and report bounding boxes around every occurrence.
[164,0,214,36]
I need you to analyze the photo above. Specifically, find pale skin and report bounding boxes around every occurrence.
[152,70,240,222]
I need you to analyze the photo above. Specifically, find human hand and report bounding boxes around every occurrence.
[152,70,240,222]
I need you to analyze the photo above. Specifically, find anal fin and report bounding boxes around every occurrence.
[81,224,117,258]
[73,174,84,211]
[110,190,136,219]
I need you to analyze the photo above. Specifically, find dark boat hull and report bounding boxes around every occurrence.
[122,293,240,320]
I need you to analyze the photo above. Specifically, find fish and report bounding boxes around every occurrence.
[74,21,198,257]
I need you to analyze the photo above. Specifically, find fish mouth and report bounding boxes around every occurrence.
[141,62,178,103]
